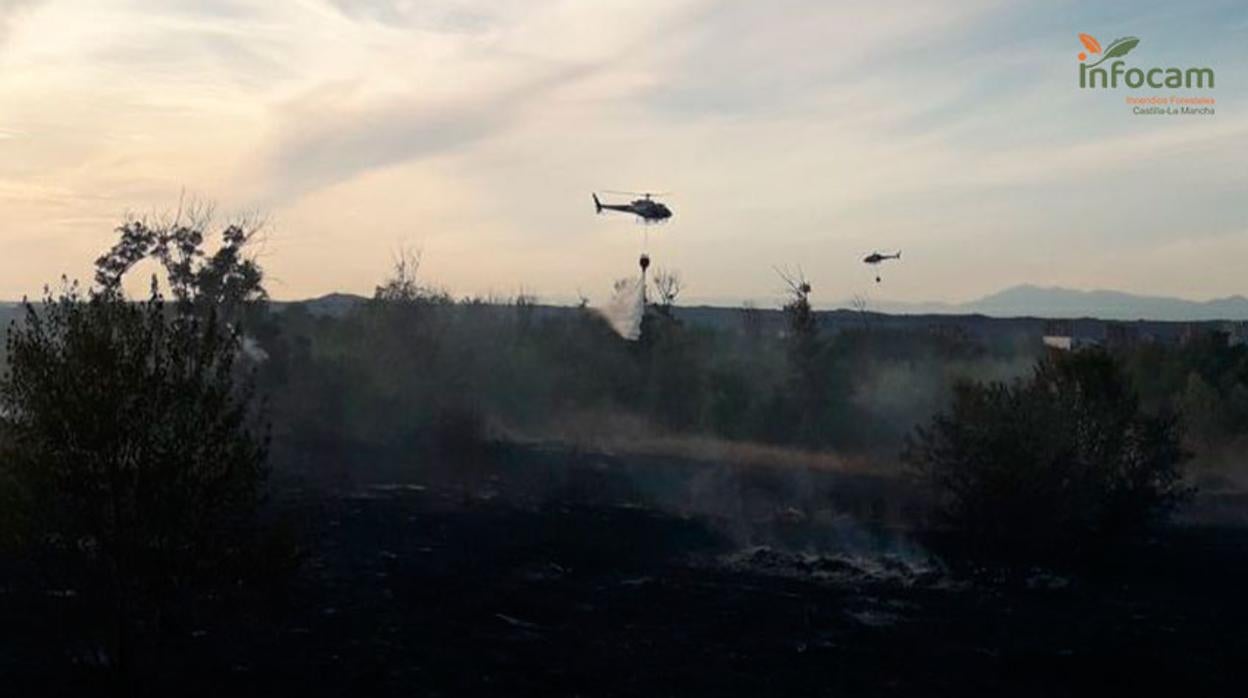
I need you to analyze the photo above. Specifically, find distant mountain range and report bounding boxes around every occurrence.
[844,285,1248,322]
[5,285,1247,322]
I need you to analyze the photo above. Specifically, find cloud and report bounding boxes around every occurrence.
[324,0,509,33]
[255,0,702,203]
[259,60,593,203]
[0,0,41,45]
[643,0,1001,118]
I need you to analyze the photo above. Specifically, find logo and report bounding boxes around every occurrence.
[1077,33,1214,89]
[1077,33,1138,66]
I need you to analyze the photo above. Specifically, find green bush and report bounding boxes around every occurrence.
[904,350,1191,556]
[0,218,272,678]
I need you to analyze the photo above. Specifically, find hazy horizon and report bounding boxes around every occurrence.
[2,0,1245,306]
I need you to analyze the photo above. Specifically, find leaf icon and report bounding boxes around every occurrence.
[1086,36,1141,68]
[1102,36,1139,59]
[1078,33,1101,54]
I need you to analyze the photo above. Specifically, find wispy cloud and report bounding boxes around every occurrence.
[324,0,512,33]
[259,61,593,202]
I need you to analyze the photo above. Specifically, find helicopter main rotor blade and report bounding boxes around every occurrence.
[602,190,674,197]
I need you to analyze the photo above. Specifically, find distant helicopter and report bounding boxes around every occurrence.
[863,250,900,283]
[593,191,673,223]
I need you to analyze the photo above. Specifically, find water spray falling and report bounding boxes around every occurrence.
[596,254,650,341]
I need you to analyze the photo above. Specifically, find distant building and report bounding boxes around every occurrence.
[1042,335,1101,351]
[1043,335,1073,351]
[1042,320,1099,352]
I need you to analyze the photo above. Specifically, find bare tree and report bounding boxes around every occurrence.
[775,265,814,340]
[373,247,450,305]
[774,265,829,444]
[850,293,871,330]
[652,267,684,313]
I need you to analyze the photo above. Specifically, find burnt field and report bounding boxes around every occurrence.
[4,446,1245,697]
[6,244,1248,696]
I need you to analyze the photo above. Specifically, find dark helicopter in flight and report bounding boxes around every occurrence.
[593,191,673,223]
[863,250,900,283]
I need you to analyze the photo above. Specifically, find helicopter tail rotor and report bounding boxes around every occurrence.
[593,193,603,214]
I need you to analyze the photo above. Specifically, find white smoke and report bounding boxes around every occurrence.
[241,334,270,363]
[597,275,645,340]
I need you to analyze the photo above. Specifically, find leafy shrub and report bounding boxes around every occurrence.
[904,350,1190,556]
[0,217,272,677]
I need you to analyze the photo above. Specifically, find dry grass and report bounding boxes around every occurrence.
[494,409,900,476]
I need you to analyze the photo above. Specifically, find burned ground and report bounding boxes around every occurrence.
[3,446,1245,696]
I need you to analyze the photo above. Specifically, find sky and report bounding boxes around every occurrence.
[0,0,1245,306]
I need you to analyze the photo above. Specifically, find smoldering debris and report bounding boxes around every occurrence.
[597,275,645,340]
[719,545,946,589]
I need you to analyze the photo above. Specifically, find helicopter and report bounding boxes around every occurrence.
[593,191,673,223]
[863,250,900,283]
